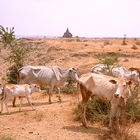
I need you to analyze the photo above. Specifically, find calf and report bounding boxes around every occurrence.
[0,84,40,114]
[79,73,131,128]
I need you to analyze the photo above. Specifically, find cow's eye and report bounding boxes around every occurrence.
[123,84,126,87]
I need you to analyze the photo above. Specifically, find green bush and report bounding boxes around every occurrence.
[126,97,140,121]
[0,25,30,83]
[100,56,118,66]
[74,95,140,124]
[61,80,78,94]
[85,97,110,122]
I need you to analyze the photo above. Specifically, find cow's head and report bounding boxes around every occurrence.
[68,68,79,81]
[131,70,140,83]
[30,84,41,93]
[109,78,132,101]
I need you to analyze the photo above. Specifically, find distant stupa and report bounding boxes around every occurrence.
[63,28,72,38]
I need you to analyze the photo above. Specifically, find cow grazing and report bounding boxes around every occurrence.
[91,64,140,83]
[0,84,40,114]
[90,64,109,75]
[78,73,132,128]
[18,65,79,104]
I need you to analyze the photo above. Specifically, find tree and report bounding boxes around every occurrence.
[0,25,30,83]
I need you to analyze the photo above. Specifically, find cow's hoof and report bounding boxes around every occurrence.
[82,123,88,129]
[59,99,62,103]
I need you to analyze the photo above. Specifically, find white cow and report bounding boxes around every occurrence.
[91,64,140,83]
[90,64,109,75]
[78,73,132,128]
[18,65,79,104]
[0,84,40,114]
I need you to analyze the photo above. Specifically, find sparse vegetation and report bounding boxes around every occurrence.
[126,97,140,122]
[131,45,138,50]
[61,80,78,94]
[0,25,30,83]
[0,36,140,139]
[0,135,14,140]
[85,97,110,123]
[103,40,111,46]
[135,41,140,45]
[100,56,118,66]
[74,86,140,124]
[101,121,138,140]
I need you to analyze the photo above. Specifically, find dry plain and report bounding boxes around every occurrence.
[0,37,140,140]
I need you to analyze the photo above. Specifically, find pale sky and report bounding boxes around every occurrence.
[0,0,140,37]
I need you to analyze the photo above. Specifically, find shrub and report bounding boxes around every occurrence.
[103,40,111,46]
[61,79,78,94]
[99,56,118,68]
[74,89,140,124]
[100,121,138,140]
[0,135,14,140]
[135,41,140,45]
[131,45,138,50]
[85,97,110,123]
[0,25,30,83]
[126,97,140,122]
[73,97,110,124]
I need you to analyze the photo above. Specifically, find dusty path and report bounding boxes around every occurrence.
[0,92,139,140]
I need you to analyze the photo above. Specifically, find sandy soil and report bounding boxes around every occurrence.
[0,38,140,139]
[0,92,109,140]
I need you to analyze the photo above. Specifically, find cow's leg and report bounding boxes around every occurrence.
[1,99,9,114]
[56,87,61,103]
[80,85,91,128]
[19,97,23,112]
[12,97,16,107]
[81,94,91,128]
[48,86,54,104]
[5,102,9,114]
[81,102,88,128]
[109,101,118,128]
[119,98,126,126]
[27,96,35,110]
[0,101,3,113]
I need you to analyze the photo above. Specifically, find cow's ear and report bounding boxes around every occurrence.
[109,79,117,84]
[127,80,132,85]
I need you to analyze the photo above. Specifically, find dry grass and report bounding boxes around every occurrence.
[0,37,140,139]
[100,121,138,140]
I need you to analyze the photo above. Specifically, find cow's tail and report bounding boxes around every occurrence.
[0,85,6,101]
[17,67,23,84]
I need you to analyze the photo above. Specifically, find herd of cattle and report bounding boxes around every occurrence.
[0,64,140,128]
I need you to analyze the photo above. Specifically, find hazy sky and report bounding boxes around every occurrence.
[0,0,140,37]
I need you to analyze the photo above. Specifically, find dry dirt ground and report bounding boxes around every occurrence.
[0,38,140,139]
[0,92,139,140]
[0,92,110,140]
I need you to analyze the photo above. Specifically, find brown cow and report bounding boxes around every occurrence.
[79,73,132,128]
